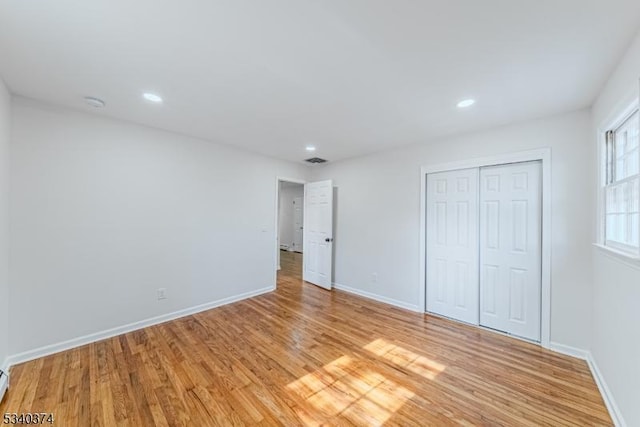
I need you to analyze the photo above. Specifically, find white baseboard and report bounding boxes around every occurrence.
[549,342,625,426]
[332,282,421,312]
[0,358,8,404]
[0,374,7,404]
[549,341,590,360]
[586,353,627,427]
[6,285,275,368]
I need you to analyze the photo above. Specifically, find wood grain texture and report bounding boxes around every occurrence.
[1,251,611,426]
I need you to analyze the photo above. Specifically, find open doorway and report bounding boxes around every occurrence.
[276,179,305,282]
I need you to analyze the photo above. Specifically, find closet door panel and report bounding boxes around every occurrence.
[479,161,542,341]
[426,168,479,325]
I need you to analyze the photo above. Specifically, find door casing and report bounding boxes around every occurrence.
[274,177,306,287]
[293,196,304,252]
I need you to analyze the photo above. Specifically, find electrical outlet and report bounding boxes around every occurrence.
[157,288,167,300]
[372,273,378,283]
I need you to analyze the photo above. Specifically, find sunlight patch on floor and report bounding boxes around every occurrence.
[364,338,446,380]
[286,355,414,425]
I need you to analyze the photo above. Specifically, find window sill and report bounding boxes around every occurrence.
[593,243,640,271]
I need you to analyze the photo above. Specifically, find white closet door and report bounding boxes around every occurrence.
[293,196,304,252]
[479,161,542,341]
[426,168,479,325]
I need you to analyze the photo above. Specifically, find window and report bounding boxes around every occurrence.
[603,109,640,254]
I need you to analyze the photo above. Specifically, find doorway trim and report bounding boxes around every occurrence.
[274,177,306,289]
[419,148,552,348]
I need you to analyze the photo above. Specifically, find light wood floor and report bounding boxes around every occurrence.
[1,251,611,426]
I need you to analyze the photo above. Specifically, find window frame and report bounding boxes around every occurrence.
[598,99,640,259]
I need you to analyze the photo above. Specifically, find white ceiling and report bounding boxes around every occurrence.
[1,1,639,163]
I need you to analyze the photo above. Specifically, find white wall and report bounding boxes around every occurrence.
[311,109,594,350]
[278,182,304,251]
[0,79,10,369]
[9,97,307,356]
[591,29,640,427]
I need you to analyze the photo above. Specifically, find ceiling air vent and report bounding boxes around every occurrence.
[305,157,328,164]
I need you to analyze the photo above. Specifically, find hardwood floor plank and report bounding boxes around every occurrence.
[0,251,611,425]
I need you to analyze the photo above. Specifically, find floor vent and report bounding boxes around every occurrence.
[305,157,328,164]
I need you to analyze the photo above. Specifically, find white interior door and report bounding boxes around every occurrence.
[303,180,333,289]
[479,161,542,341]
[426,168,479,324]
[293,196,304,252]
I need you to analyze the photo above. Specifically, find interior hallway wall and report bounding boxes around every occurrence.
[278,182,304,252]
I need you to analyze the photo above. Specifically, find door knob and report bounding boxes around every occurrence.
[325,238,333,242]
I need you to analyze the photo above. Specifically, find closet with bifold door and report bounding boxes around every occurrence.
[426,160,542,342]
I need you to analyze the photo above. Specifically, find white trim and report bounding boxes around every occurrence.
[333,282,421,313]
[420,148,551,174]
[274,177,306,289]
[593,243,640,271]
[548,343,625,426]
[596,97,640,249]
[549,341,590,360]
[603,238,640,258]
[587,353,627,427]
[0,374,7,404]
[597,95,639,135]
[6,286,274,368]
[419,148,552,348]
[0,359,8,404]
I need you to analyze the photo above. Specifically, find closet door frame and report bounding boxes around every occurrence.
[419,148,551,349]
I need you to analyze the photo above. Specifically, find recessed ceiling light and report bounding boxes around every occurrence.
[457,99,476,108]
[305,145,316,152]
[143,93,163,103]
[84,96,105,108]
